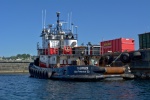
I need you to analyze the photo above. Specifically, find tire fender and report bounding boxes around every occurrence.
[120,53,130,63]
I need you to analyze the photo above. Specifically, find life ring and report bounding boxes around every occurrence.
[65,46,70,52]
[120,53,130,63]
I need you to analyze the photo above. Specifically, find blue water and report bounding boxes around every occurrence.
[0,73,150,100]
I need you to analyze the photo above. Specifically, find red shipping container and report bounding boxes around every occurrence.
[100,38,135,54]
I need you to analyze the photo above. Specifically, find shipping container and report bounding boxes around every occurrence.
[139,32,150,49]
[100,38,135,54]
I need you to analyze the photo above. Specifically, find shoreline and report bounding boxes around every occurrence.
[0,70,29,74]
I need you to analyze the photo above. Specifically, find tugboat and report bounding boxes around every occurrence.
[28,12,134,81]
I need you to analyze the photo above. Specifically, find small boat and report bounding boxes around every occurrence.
[29,12,134,81]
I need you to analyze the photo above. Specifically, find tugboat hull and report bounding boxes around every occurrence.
[29,63,134,81]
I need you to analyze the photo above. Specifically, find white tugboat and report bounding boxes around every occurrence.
[29,12,134,81]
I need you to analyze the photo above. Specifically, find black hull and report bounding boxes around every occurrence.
[28,63,134,81]
[29,63,52,79]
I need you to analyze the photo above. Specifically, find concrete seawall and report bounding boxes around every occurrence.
[0,61,32,73]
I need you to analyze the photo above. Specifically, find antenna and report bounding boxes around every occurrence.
[70,12,72,30]
[75,26,78,34]
[44,9,46,29]
[71,23,74,33]
[42,10,43,29]
[67,13,69,30]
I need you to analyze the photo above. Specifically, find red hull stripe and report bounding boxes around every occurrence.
[39,62,47,68]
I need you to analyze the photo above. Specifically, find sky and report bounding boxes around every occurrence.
[0,0,150,57]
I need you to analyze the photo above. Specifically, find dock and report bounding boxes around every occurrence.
[0,60,32,73]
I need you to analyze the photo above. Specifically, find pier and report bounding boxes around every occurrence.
[0,60,32,73]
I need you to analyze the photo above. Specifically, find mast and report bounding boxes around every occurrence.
[56,12,63,54]
[56,12,60,33]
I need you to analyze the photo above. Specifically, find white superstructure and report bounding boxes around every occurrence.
[38,12,79,67]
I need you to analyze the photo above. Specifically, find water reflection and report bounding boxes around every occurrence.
[0,74,150,100]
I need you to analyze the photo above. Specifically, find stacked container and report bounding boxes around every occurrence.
[139,32,150,49]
